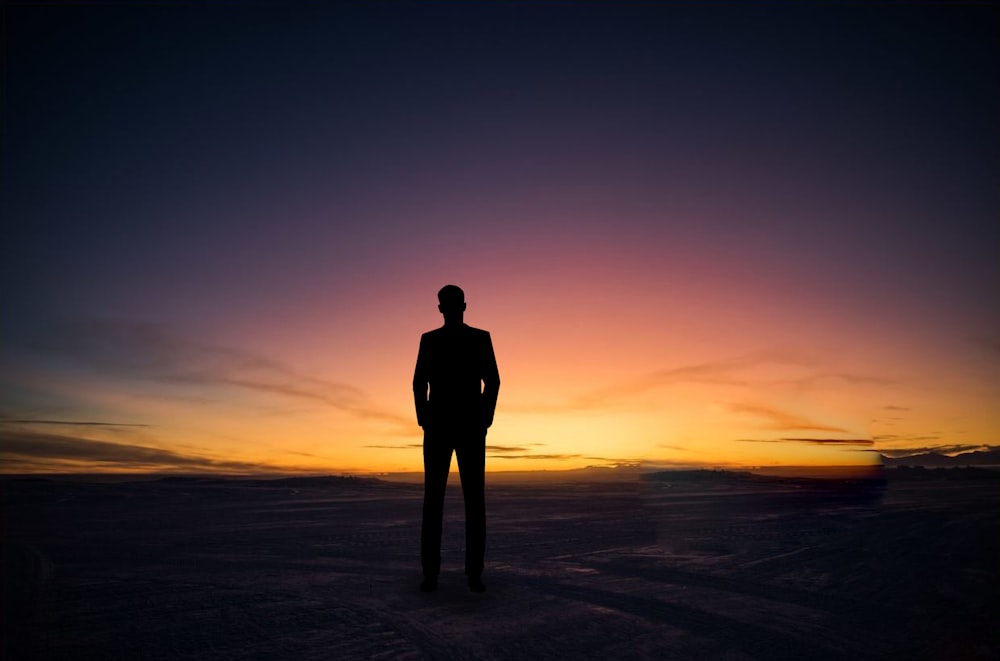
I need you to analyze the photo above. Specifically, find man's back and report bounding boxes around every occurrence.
[413,323,499,430]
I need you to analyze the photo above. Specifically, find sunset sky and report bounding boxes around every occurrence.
[2,2,997,475]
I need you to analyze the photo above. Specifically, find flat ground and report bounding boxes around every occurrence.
[2,471,997,660]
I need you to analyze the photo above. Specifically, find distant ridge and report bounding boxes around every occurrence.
[881,448,1000,467]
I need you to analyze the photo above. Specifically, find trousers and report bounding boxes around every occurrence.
[421,426,486,579]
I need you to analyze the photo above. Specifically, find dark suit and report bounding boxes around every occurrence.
[413,323,500,579]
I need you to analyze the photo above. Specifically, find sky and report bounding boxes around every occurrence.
[2,1,998,475]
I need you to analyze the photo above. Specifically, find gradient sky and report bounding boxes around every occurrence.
[2,1,998,475]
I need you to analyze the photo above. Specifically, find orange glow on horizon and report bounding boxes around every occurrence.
[2,231,996,476]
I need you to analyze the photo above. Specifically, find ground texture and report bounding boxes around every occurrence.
[2,471,997,660]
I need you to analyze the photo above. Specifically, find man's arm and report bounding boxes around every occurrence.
[481,332,500,429]
[413,335,430,428]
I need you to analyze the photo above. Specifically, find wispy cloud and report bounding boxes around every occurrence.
[0,429,285,474]
[507,349,888,414]
[728,403,848,433]
[780,437,873,446]
[657,444,692,452]
[882,405,911,412]
[879,444,995,458]
[736,437,872,446]
[874,433,942,443]
[1,419,150,428]
[568,351,804,409]
[772,373,893,389]
[582,456,638,464]
[489,453,583,460]
[18,318,409,428]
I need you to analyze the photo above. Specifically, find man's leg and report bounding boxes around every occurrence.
[456,429,486,586]
[421,433,452,587]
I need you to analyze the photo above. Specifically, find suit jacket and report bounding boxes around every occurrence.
[413,323,500,431]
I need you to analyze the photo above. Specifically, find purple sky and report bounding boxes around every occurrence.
[2,2,997,473]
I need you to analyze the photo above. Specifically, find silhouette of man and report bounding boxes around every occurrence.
[413,284,500,593]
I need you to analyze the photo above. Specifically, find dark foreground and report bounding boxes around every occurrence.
[2,470,997,660]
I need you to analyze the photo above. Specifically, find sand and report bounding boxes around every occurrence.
[2,470,997,660]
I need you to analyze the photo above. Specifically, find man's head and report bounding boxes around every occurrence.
[438,284,466,323]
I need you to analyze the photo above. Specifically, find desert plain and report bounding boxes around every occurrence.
[2,468,997,660]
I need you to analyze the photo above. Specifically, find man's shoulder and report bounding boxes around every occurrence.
[422,324,490,339]
[419,327,448,345]
[465,325,491,337]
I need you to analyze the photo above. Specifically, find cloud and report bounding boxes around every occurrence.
[488,453,583,460]
[364,444,422,449]
[879,444,995,458]
[486,445,533,453]
[736,437,872,446]
[780,438,874,446]
[18,318,409,428]
[882,405,910,412]
[501,352,797,413]
[630,352,888,398]
[581,456,636,464]
[0,429,283,474]
[507,349,889,414]
[728,403,848,433]
[568,352,800,409]
[873,434,941,442]
[775,373,894,388]
[1,419,150,428]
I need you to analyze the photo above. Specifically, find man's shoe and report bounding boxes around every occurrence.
[467,576,486,593]
[420,577,438,592]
